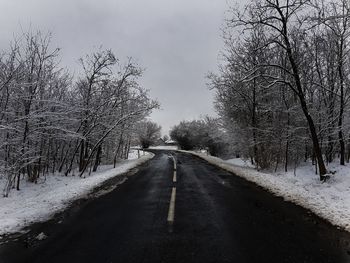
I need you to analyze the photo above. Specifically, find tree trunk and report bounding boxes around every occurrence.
[16,172,20,191]
[92,145,102,172]
[337,57,345,165]
[79,139,85,172]
[252,78,258,165]
[284,33,327,179]
[284,111,290,173]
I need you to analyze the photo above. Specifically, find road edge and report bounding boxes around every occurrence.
[0,153,155,240]
[181,150,350,234]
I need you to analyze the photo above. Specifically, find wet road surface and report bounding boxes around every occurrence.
[1,150,350,262]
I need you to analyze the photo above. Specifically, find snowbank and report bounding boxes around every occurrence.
[0,150,153,235]
[225,158,255,168]
[149,145,179,150]
[127,149,150,159]
[189,152,350,232]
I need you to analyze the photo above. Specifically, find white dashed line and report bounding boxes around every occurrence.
[168,154,178,229]
[167,187,176,225]
[172,156,177,170]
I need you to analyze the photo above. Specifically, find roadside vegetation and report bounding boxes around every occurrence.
[135,120,162,149]
[213,0,350,180]
[171,0,350,181]
[0,30,159,197]
[170,116,229,157]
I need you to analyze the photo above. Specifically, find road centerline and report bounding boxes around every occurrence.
[172,156,177,170]
[167,155,177,230]
[167,187,176,225]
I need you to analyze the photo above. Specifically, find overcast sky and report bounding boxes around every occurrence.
[0,0,230,135]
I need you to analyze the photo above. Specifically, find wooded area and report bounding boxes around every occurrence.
[208,0,350,180]
[0,31,158,196]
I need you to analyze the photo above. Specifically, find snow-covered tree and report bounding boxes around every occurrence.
[136,120,162,148]
[210,0,350,179]
[170,117,228,156]
[0,31,159,196]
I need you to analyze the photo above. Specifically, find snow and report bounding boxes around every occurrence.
[35,232,47,241]
[189,152,350,232]
[2,147,349,236]
[225,158,255,169]
[127,149,149,159]
[0,150,154,235]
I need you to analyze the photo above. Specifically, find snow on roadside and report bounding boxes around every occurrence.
[225,158,255,169]
[127,149,149,159]
[0,150,154,235]
[149,145,179,150]
[189,152,350,232]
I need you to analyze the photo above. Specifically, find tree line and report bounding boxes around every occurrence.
[208,0,350,180]
[170,116,229,157]
[0,30,158,196]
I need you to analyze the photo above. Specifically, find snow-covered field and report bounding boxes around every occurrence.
[190,152,350,232]
[0,150,153,235]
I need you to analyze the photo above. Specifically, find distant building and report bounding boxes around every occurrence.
[154,138,166,146]
[165,139,177,146]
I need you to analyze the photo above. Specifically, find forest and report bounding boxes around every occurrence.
[0,31,158,197]
[206,0,350,180]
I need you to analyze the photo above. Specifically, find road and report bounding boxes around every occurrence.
[1,150,350,262]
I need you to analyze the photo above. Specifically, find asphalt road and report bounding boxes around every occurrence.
[1,150,350,263]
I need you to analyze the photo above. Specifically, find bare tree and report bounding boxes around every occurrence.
[229,0,328,179]
[136,120,162,149]
[0,31,159,196]
[313,0,350,165]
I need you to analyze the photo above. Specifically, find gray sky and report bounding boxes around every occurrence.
[0,0,230,135]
